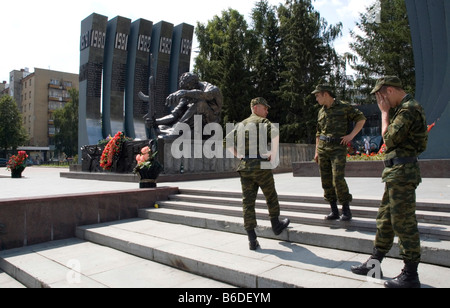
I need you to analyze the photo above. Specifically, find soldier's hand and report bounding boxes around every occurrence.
[340,135,353,146]
[376,92,390,113]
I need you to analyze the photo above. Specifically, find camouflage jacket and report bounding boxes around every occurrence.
[225,114,279,172]
[382,94,428,183]
[316,100,366,152]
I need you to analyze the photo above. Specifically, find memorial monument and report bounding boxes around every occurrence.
[405,0,450,159]
[79,13,194,147]
[78,13,196,172]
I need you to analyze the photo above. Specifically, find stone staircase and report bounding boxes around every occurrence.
[141,189,450,267]
[1,189,450,288]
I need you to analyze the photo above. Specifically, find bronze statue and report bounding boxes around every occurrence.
[139,72,223,139]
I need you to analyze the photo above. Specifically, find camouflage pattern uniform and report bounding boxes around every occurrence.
[375,94,428,263]
[226,100,280,231]
[316,100,366,205]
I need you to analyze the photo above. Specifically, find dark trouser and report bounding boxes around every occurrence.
[375,182,421,263]
[240,169,280,231]
[318,149,352,204]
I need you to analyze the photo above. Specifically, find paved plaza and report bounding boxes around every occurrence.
[1,167,449,288]
[1,166,449,203]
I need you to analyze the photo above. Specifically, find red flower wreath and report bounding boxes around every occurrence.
[100,131,126,171]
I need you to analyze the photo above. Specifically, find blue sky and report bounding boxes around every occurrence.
[0,0,374,82]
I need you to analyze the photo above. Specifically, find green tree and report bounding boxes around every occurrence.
[277,0,342,143]
[194,9,257,124]
[0,95,28,156]
[349,0,415,103]
[53,88,79,157]
[193,1,343,144]
[251,0,285,124]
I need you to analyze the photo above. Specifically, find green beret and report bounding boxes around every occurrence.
[371,76,403,94]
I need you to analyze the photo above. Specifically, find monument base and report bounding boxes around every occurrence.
[81,139,316,176]
[292,159,450,178]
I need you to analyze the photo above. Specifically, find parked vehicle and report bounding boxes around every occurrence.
[0,158,8,167]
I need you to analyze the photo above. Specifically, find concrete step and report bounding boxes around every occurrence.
[75,219,450,288]
[0,270,26,288]
[0,238,234,288]
[178,189,450,213]
[139,207,450,268]
[156,200,450,241]
[158,190,450,241]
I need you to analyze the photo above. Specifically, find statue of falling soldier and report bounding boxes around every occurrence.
[139,65,223,140]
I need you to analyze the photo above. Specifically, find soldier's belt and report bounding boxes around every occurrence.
[241,155,269,161]
[384,157,418,168]
[319,135,341,143]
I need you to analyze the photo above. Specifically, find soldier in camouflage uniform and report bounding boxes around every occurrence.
[225,97,290,250]
[313,84,366,221]
[351,76,428,289]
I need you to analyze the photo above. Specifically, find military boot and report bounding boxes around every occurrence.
[247,230,260,251]
[340,203,353,221]
[325,202,340,220]
[351,247,385,278]
[271,217,290,236]
[384,261,421,288]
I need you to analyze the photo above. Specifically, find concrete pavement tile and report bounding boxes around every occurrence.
[258,265,366,288]
[89,259,233,288]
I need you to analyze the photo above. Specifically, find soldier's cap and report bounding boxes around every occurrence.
[251,97,271,108]
[371,76,403,94]
[311,84,335,97]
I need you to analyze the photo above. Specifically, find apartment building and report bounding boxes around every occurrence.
[20,68,79,161]
[0,81,8,96]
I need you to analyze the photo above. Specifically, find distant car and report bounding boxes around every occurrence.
[0,158,8,167]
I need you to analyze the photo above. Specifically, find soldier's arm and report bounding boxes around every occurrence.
[341,119,366,145]
[314,136,320,163]
[384,109,415,149]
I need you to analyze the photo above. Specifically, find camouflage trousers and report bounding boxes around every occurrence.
[240,169,280,231]
[375,182,421,263]
[318,149,353,204]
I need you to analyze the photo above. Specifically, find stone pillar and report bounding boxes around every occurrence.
[79,13,108,161]
[150,21,174,118]
[102,16,131,138]
[125,19,153,140]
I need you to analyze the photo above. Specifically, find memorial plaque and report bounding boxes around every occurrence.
[125,19,153,140]
[102,16,132,138]
[79,13,108,153]
[169,23,194,94]
[150,21,174,118]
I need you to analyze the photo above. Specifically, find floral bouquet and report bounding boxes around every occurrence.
[134,139,163,188]
[7,151,28,178]
[100,131,128,171]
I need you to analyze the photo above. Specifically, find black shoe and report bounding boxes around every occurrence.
[385,262,421,288]
[271,217,290,236]
[247,230,260,251]
[325,202,340,220]
[340,203,352,221]
[351,248,385,278]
